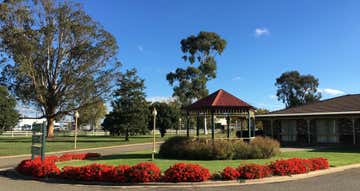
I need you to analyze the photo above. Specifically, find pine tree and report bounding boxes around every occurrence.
[103,69,149,141]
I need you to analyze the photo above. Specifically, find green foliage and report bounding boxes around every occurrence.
[0,86,19,134]
[255,108,270,115]
[159,136,280,160]
[166,31,227,105]
[102,69,149,141]
[0,0,120,137]
[275,71,321,108]
[149,102,180,137]
[78,98,107,130]
[250,136,281,159]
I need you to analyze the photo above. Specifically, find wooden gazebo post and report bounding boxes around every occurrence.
[226,114,230,139]
[211,111,215,140]
[196,113,200,138]
[186,112,190,137]
[248,110,251,138]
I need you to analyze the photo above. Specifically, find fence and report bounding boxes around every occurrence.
[0,130,110,137]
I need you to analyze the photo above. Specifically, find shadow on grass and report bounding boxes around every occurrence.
[90,153,153,161]
[308,146,360,153]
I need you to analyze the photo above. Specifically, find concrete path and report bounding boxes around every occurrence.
[0,142,161,169]
[1,167,359,191]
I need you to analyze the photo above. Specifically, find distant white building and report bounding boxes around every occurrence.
[15,117,47,130]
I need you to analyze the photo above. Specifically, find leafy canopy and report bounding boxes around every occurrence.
[166,31,226,105]
[0,85,19,134]
[275,71,321,108]
[0,0,120,136]
[103,69,149,140]
[149,101,180,137]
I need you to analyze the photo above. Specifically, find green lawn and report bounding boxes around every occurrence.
[56,147,360,173]
[0,135,170,156]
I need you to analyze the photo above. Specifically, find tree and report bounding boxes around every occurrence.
[104,69,149,141]
[149,102,180,137]
[0,86,19,134]
[166,31,226,105]
[0,0,120,137]
[275,71,321,108]
[78,98,107,131]
[255,108,270,115]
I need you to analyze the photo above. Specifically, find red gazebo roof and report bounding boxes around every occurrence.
[184,89,254,111]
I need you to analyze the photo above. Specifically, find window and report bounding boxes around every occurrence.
[281,120,297,142]
[316,120,338,143]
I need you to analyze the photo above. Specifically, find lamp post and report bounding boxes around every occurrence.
[179,118,182,135]
[152,108,157,161]
[74,111,79,150]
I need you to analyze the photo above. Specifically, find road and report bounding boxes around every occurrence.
[0,142,161,169]
[0,167,360,191]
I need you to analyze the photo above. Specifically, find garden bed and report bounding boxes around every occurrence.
[16,152,329,183]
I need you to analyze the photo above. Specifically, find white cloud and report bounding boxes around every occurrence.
[269,94,277,99]
[254,28,270,37]
[232,76,242,81]
[319,88,345,96]
[147,96,175,103]
[137,45,144,52]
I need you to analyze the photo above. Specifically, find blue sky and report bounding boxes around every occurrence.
[18,0,360,115]
[74,0,360,111]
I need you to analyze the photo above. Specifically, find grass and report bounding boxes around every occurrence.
[56,146,360,173]
[0,135,171,156]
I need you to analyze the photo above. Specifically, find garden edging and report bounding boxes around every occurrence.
[8,163,360,188]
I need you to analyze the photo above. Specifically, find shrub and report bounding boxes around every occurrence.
[163,163,211,182]
[110,165,131,182]
[232,141,253,159]
[159,136,280,160]
[158,136,192,159]
[269,158,311,176]
[60,166,82,180]
[212,140,234,160]
[16,158,60,178]
[238,164,272,179]
[250,136,280,159]
[57,153,101,162]
[126,162,161,183]
[221,166,241,180]
[309,158,329,170]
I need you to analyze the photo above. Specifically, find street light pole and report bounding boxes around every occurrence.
[74,111,79,150]
[152,108,157,161]
[179,118,182,135]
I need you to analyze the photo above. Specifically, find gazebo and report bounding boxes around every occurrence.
[183,89,256,140]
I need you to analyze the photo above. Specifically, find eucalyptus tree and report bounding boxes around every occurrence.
[275,71,321,108]
[166,31,227,105]
[0,0,120,137]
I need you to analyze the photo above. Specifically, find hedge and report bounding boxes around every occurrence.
[159,136,280,160]
[17,157,330,183]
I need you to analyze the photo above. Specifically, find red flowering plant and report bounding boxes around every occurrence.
[163,163,211,182]
[269,158,312,176]
[237,164,272,179]
[309,158,329,170]
[108,165,131,182]
[16,158,60,178]
[220,166,241,180]
[126,162,161,183]
[57,153,101,162]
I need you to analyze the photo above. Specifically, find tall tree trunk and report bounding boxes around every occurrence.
[125,127,129,141]
[47,116,55,137]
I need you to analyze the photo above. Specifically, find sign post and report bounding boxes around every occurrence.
[31,122,46,161]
